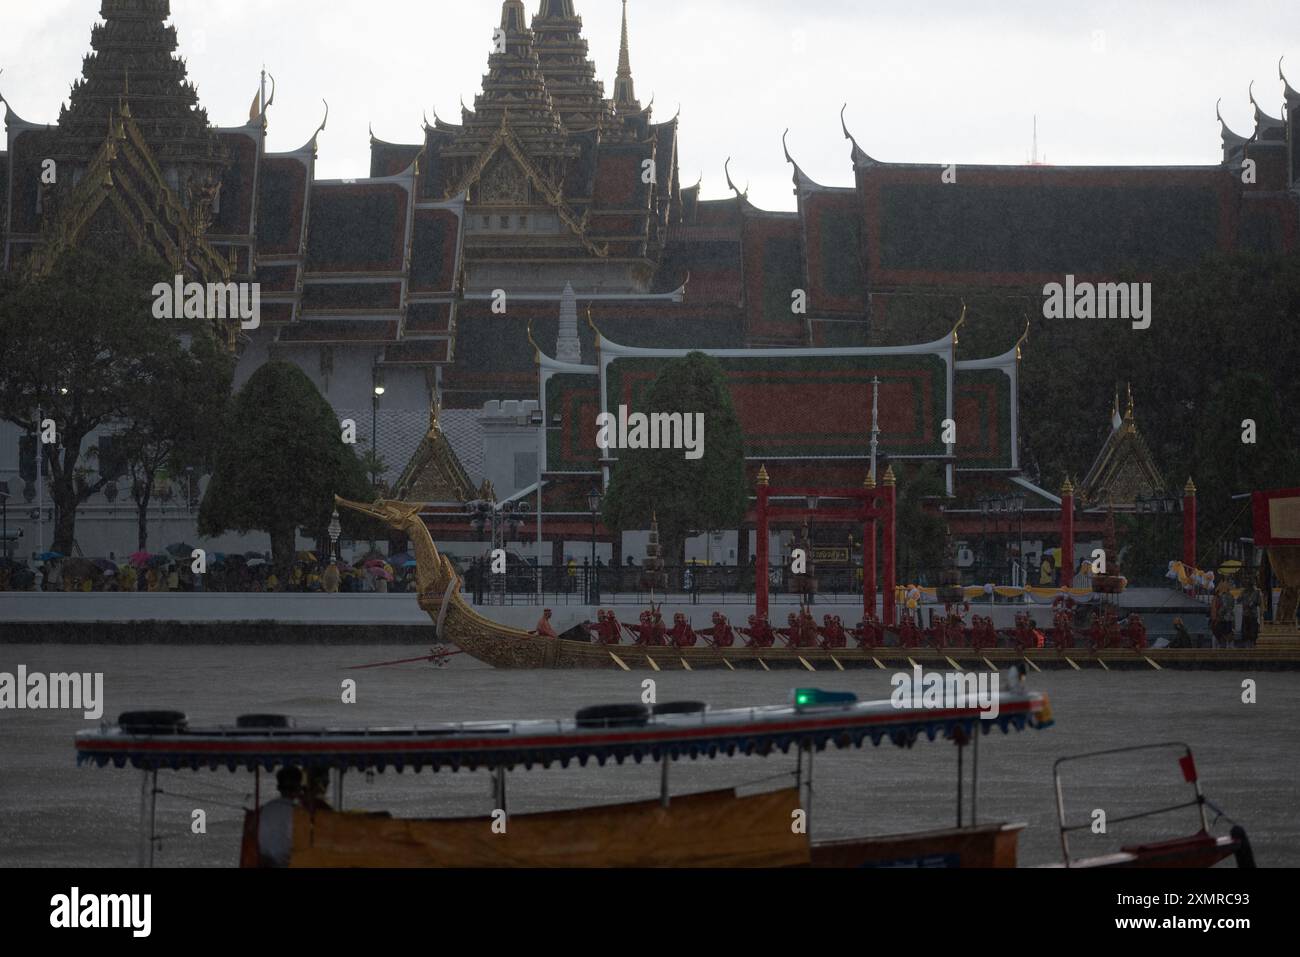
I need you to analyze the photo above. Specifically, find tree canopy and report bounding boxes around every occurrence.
[198,361,374,575]
[602,352,748,560]
[0,248,226,554]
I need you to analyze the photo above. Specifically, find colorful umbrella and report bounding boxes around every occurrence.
[247,558,268,568]
[165,543,195,557]
[129,551,152,568]
[37,551,64,562]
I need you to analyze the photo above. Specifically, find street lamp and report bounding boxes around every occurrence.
[1006,493,1026,585]
[371,372,386,491]
[328,508,342,565]
[587,487,602,606]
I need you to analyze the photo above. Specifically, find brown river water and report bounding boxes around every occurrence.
[1,644,1296,867]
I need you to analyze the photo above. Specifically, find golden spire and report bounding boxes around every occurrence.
[757,464,770,487]
[1184,477,1197,496]
[951,300,967,347]
[428,392,442,434]
[883,465,897,487]
[1062,476,1075,496]
[614,0,638,108]
[864,470,876,489]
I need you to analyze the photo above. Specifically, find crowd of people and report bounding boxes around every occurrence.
[0,551,419,593]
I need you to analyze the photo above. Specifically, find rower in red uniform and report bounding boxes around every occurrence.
[852,613,884,649]
[596,610,623,645]
[699,612,736,648]
[668,613,700,648]
[819,615,848,649]
[742,613,778,648]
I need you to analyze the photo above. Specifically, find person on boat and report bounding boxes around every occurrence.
[742,613,777,648]
[258,767,303,868]
[819,615,847,649]
[1211,581,1236,648]
[669,612,700,648]
[302,767,333,813]
[536,609,559,639]
[852,614,884,649]
[593,610,622,645]
[700,611,736,648]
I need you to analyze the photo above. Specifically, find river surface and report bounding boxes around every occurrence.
[1,644,1296,867]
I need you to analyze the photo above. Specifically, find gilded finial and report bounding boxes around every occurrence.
[757,465,770,487]
[883,465,897,487]
[864,470,876,490]
[1062,476,1075,496]
[951,301,967,347]
[1184,477,1197,496]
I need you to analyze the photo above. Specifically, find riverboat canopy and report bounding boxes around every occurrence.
[76,690,1052,774]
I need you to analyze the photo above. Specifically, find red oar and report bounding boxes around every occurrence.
[348,648,463,670]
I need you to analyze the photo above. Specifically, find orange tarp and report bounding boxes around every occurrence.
[289,787,809,868]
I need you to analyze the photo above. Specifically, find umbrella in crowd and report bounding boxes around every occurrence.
[37,551,64,562]
[92,558,118,573]
[247,558,268,568]
[296,551,317,563]
[129,551,152,568]
[403,560,418,569]
[388,552,414,568]
[165,543,195,557]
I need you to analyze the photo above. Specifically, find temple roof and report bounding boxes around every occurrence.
[532,0,616,130]
[51,0,226,179]
[394,397,476,505]
[1079,387,1166,509]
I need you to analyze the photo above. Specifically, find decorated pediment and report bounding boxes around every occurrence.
[477,151,530,206]
[1080,390,1165,507]
[394,398,475,505]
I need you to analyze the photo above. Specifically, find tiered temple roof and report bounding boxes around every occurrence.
[3,1,1298,402]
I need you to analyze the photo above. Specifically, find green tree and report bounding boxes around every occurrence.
[0,248,206,554]
[894,463,948,585]
[602,352,748,562]
[119,333,233,550]
[198,361,374,579]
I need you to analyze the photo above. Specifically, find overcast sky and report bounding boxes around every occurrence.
[1,1,1296,210]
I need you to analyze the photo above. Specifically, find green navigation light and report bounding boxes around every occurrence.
[792,689,858,710]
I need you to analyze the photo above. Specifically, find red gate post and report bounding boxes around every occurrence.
[756,466,770,620]
[1182,478,1197,569]
[864,470,877,621]
[882,466,897,626]
[1060,477,1075,588]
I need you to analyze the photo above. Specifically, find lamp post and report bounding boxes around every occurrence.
[978,495,990,584]
[530,409,545,604]
[328,508,342,566]
[371,371,385,491]
[467,497,529,605]
[1006,493,1026,586]
[587,487,602,606]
